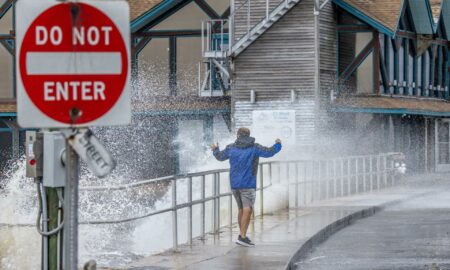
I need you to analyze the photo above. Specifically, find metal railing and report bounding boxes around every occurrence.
[229,0,295,49]
[78,152,402,250]
[201,19,229,58]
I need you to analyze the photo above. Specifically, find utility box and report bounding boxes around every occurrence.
[43,131,66,187]
[26,131,43,178]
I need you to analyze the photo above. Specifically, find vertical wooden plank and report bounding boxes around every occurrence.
[429,46,436,97]
[373,31,380,95]
[393,39,399,95]
[404,38,409,95]
[169,36,177,96]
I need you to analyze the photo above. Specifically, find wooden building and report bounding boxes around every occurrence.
[0,0,232,177]
[198,0,450,171]
[330,0,450,172]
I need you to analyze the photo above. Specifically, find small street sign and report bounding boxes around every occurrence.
[68,128,116,178]
[16,0,131,127]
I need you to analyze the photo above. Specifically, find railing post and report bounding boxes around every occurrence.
[229,188,233,228]
[311,161,315,203]
[325,160,329,200]
[187,177,193,245]
[355,158,359,194]
[377,155,381,190]
[333,159,337,198]
[198,62,201,95]
[171,179,178,250]
[317,161,321,201]
[216,173,221,231]
[363,157,367,192]
[303,162,308,205]
[383,155,388,187]
[347,159,351,195]
[206,21,210,52]
[260,164,264,216]
[340,159,344,196]
[201,21,204,54]
[266,0,269,20]
[369,157,373,192]
[229,13,234,51]
[221,20,224,53]
[295,162,299,207]
[390,156,395,186]
[269,162,273,183]
[201,175,206,239]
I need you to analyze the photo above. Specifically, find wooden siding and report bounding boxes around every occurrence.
[234,100,315,145]
[320,0,337,72]
[233,0,316,102]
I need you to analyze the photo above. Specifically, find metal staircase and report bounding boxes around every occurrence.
[199,0,301,96]
[230,0,301,57]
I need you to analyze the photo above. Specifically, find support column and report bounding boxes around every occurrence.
[169,36,177,96]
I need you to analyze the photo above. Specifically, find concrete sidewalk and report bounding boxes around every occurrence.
[123,180,441,270]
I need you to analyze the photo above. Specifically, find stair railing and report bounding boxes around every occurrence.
[229,0,294,50]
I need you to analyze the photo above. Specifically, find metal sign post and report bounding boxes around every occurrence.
[17,1,130,269]
[64,134,79,270]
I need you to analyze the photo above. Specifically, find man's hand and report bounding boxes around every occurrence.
[211,143,218,150]
[275,138,281,144]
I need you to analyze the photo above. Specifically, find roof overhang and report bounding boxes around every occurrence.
[130,0,185,33]
[333,0,396,36]
[331,95,450,117]
[441,0,450,40]
[408,0,435,35]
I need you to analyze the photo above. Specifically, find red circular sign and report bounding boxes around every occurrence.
[19,2,128,124]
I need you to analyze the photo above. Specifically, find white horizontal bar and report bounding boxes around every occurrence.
[26,52,122,75]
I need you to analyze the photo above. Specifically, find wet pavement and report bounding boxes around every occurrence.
[296,189,450,270]
[121,177,443,270]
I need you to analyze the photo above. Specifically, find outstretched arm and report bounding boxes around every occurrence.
[255,139,282,158]
[212,144,230,161]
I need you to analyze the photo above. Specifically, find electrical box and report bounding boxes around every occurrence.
[43,131,66,187]
[26,131,43,178]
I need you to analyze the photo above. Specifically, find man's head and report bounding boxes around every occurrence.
[237,127,250,138]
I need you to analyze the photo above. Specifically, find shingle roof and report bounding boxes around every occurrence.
[127,0,164,21]
[430,0,443,22]
[339,0,403,32]
[332,95,450,116]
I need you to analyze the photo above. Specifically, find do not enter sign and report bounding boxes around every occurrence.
[16,0,131,127]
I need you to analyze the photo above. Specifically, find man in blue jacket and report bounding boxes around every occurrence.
[211,127,282,247]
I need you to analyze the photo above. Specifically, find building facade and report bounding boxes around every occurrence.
[1,0,450,176]
[202,0,450,172]
[0,0,232,178]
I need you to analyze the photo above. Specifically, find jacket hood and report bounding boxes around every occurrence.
[234,135,255,148]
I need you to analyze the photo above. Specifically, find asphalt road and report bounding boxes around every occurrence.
[296,190,450,270]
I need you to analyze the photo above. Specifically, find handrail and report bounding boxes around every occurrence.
[1,153,404,251]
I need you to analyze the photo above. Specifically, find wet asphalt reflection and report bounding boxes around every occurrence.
[296,190,450,270]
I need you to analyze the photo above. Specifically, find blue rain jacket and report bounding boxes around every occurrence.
[213,136,282,189]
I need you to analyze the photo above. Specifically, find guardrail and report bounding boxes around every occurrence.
[79,152,402,250]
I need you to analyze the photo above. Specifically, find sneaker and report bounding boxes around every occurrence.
[236,235,255,247]
[245,237,255,246]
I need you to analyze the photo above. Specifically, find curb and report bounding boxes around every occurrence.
[283,190,438,270]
